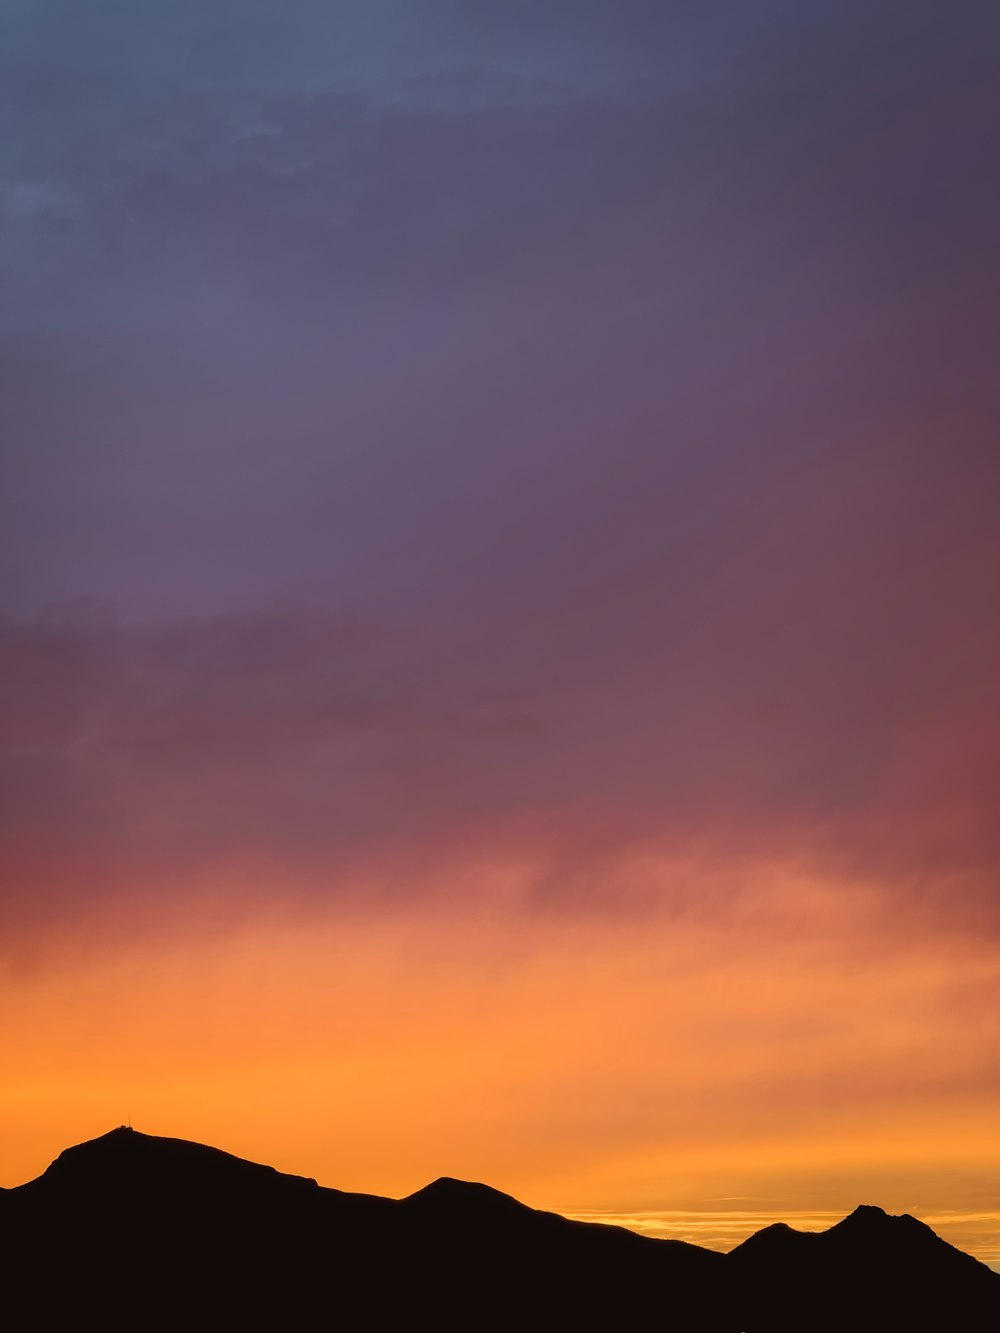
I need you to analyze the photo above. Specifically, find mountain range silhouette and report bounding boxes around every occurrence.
[1,1128,996,1330]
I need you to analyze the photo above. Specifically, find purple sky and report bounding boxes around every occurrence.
[2,0,999,948]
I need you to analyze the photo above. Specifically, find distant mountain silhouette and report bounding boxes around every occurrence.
[1,1128,996,1330]
[727,1200,1000,1330]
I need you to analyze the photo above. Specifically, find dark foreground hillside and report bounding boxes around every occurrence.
[1,1128,996,1331]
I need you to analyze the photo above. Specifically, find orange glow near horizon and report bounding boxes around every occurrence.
[4,856,999,1269]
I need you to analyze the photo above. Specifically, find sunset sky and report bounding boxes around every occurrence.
[2,1,999,1268]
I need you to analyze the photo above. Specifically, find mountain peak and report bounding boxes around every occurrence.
[46,1125,155,1173]
[832,1204,927,1238]
[403,1176,529,1214]
[847,1204,888,1220]
[729,1220,800,1253]
[25,1127,320,1199]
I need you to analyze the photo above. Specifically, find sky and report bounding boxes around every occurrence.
[2,0,999,1266]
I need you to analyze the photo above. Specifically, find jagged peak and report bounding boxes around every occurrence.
[846,1204,889,1221]
[833,1204,927,1234]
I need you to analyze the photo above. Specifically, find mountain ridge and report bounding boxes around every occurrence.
[2,1127,996,1331]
